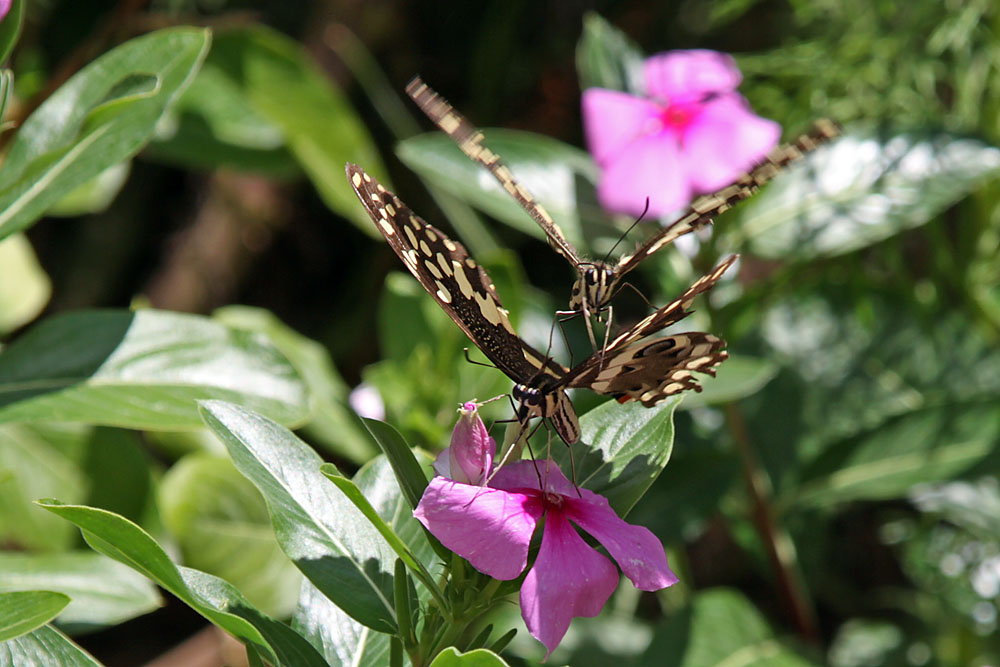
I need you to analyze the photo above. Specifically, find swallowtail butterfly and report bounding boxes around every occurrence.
[348,163,733,444]
[406,77,838,332]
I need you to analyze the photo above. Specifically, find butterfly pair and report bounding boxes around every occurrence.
[348,80,838,444]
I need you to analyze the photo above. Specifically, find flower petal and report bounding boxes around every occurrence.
[597,133,692,218]
[444,401,496,484]
[644,50,742,101]
[564,494,678,591]
[581,88,662,166]
[520,510,619,658]
[680,93,781,193]
[413,477,541,580]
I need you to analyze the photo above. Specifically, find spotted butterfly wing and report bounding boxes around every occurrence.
[406,76,837,319]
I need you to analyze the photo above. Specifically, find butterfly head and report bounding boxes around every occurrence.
[569,262,616,315]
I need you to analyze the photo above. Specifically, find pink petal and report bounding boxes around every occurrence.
[413,477,542,580]
[440,402,496,485]
[564,493,678,591]
[520,510,619,658]
[490,459,580,496]
[680,93,781,193]
[644,50,742,101]
[581,88,663,166]
[597,133,692,218]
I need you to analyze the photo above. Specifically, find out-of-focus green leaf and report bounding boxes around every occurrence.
[429,647,510,667]
[791,402,1000,508]
[397,130,600,247]
[575,12,645,94]
[0,423,86,551]
[640,588,813,666]
[147,62,298,174]
[204,26,385,233]
[733,129,1000,259]
[827,619,906,667]
[0,625,103,666]
[0,591,69,642]
[0,309,308,429]
[0,28,210,241]
[44,162,130,217]
[159,454,301,618]
[0,0,24,63]
[37,501,326,666]
[551,397,678,516]
[0,233,50,336]
[199,400,398,634]
[679,355,779,409]
[0,552,160,630]
[213,305,377,464]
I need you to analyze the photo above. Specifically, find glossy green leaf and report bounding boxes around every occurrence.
[0,552,160,630]
[0,28,210,241]
[0,423,86,551]
[0,309,308,429]
[0,591,69,642]
[397,131,600,246]
[213,305,377,464]
[44,162,131,217]
[360,418,428,512]
[552,397,679,516]
[734,129,1000,259]
[0,233,50,335]
[0,625,103,666]
[199,400,398,634]
[0,0,24,63]
[575,11,644,94]
[429,647,510,667]
[159,454,302,618]
[640,588,812,666]
[37,501,325,666]
[679,355,779,409]
[203,26,385,233]
[147,61,298,174]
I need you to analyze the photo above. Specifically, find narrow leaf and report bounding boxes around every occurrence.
[360,418,428,511]
[0,591,69,642]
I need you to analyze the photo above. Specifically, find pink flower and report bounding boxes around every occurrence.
[432,401,495,485]
[0,0,10,21]
[414,406,676,657]
[582,50,781,218]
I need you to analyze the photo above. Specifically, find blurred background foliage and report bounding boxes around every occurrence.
[1,0,999,665]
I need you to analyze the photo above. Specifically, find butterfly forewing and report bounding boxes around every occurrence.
[347,163,552,383]
[406,77,585,269]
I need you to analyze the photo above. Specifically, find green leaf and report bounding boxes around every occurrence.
[679,355,779,409]
[159,454,302,618]
[0,0,24,64]
[0,591,69,642]
[44,162,131,217]
[204,26,385,234]
[0,551,160,630]
[552,397,679,516]
[734,129,1000,259]
[147,60,298,174]
[641,588,813,666]
[0,625,104,666]
[213,305,378,464]
[575,12,645,94]
[0,233,50,335]
[0,309,308,429]
[791,402,1000,508]
[429,647,510,667]
[0,28,210,241]
[397,131,600,247]
[199,400,398,634]
[360,418,429,512]
[37,501,325,666]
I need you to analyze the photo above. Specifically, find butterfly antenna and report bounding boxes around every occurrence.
[601,197,652,264]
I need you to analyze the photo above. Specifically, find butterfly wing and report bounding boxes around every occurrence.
[612,120,841,283]
[406,77,586,270]
[347,163,562,383]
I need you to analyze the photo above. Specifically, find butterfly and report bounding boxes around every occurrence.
[406,76,838,345]
[348,163,733,444]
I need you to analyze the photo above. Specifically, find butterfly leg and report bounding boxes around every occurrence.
[554,309,582,366]
[462,347,497,369]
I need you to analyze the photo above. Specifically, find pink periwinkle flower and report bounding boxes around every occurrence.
[432,401,495,485]
[582,49,781,218]
[0,0,10,22]
[415,405,677,657]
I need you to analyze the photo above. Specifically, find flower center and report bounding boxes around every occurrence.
[542,491,564,509]
[660,100,698,131]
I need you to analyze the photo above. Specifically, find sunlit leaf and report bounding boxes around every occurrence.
[0,591,69,642]
[0,625,103,666]
[0,233,51,336]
